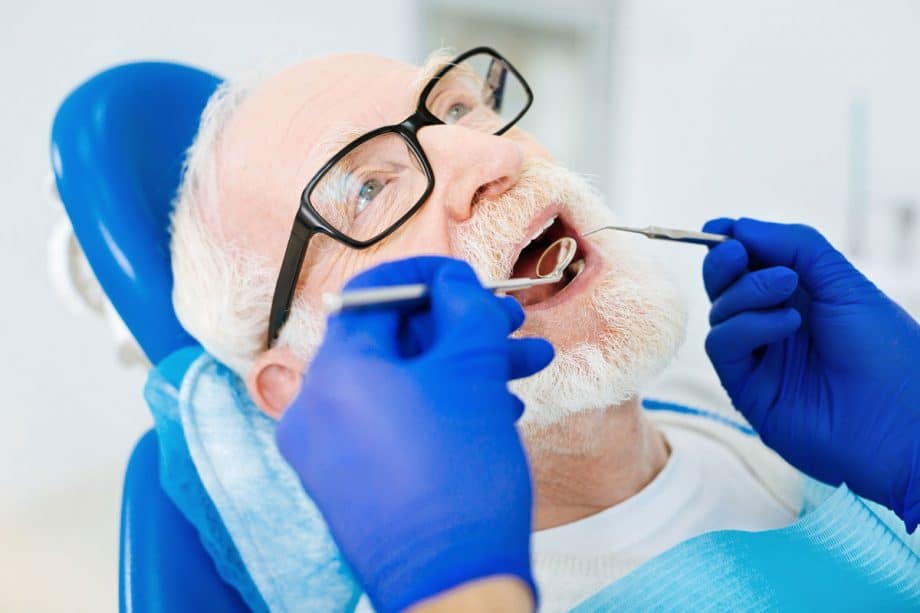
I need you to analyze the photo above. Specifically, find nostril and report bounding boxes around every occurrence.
[472,176,515,206]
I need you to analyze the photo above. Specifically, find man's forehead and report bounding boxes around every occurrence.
[237,53,439,164]
[295,53,450,164]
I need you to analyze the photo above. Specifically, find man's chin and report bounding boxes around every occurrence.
[511,335,643,430]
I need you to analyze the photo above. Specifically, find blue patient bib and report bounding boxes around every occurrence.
[573,485,920,612]
[146,347,362,612]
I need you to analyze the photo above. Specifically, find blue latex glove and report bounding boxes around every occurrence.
[276,256,553,612]
[701,218,920,532]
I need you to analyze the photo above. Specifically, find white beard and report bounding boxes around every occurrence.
[451,159,687,431]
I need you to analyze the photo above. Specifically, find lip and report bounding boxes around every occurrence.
[511,206,600,312]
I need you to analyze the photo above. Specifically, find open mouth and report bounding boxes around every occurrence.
[510,214,589,308]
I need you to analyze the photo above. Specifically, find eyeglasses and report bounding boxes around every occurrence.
[266,46,534,346]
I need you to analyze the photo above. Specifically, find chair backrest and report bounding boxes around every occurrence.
[121,430,249,613]
[51,62,220,363]
[51,62,250,612]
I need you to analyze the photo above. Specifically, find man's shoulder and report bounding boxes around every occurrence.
[641,398,804,515]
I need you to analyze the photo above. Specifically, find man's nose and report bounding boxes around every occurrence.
[417,125,523,222]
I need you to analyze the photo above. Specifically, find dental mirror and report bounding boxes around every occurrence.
[534,237,578,280]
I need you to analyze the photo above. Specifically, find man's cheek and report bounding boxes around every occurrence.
[333,247,411,291]
[374,235,453,264]
[507,128,552,161]
[312,227,454,293]
[311,248,373,294]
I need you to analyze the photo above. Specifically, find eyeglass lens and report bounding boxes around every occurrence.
[423,53,528,134]
[310,132,428,242]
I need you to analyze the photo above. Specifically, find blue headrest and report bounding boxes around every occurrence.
[51,62,222,363]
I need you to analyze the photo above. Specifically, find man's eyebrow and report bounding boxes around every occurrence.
[311,123,372,163]
[408,48,455,101]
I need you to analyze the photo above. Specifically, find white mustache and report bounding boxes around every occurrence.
[449,158,609,283]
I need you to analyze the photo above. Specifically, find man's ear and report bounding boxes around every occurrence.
[246,346,305,419]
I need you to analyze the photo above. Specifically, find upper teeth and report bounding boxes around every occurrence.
[526,215,557,246]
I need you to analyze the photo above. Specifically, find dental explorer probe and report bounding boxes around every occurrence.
[322,238,577,314]
[582,225,730,246]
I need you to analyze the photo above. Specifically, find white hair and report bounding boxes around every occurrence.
[170,74,322,376]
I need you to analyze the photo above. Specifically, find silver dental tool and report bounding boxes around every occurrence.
[582,225,730,246]
[322,237,578,314]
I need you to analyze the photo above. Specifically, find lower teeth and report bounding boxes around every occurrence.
[566,258,586,279]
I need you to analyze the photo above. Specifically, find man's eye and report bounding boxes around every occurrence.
[355,178,384,214]
[445,102,471,123]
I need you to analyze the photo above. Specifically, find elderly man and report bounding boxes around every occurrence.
[169,48,797,611]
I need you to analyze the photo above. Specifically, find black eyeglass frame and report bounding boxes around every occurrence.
[266,46,533,346]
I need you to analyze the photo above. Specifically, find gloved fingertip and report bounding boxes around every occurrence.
[499,296,526,331]
[434,258,481,287]
[508,337,555,380]
[702,217,736,235]
[706,307,802,366]
[530,337,555,369]
[722,238,748,262]
[509,395,526,422]
[703,239,749,299]
[704,239,748,269]
[768,267,799,295]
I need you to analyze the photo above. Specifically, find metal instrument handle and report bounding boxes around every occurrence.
[322,273,564,314]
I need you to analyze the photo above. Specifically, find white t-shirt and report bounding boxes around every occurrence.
[531,423,795,612]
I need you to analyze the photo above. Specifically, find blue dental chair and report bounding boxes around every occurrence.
[51,62,250,612]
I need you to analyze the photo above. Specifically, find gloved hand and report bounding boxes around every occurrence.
[702,218,920,532]
[276,256,553,612]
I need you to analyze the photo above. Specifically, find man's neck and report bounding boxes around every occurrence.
[524,397,670,530]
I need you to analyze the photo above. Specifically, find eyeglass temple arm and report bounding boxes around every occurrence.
[485,58,507,112]
[267,223,314,347]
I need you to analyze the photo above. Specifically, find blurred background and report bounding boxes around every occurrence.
[3,0,919,609]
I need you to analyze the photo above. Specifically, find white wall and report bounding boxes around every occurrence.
[608,1,920,409]
[1,2,414,610]
[610,0,920,241]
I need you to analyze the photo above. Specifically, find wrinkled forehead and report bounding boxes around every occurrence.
[227,53,437,182]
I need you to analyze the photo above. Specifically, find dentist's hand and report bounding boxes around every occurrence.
[276,257,553,613]
[702,218,920,532]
